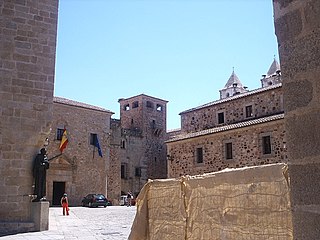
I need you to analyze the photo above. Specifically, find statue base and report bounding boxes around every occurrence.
[31,201,49,231]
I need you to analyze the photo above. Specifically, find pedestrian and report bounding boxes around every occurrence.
[60,193,69,216]
[127,191,132,207]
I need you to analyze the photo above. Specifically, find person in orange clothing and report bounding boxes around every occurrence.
[60,193,69,216]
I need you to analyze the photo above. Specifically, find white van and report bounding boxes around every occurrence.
[119,195,127,206]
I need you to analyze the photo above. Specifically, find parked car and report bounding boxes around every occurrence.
[82,194,112,207]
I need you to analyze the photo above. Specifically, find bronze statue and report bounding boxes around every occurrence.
[32,148,49,202]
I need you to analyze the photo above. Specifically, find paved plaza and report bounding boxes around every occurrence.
[1,206,137,240]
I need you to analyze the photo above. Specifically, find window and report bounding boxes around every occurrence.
[156,104,163,111]
[121,164,127,179]
[121,140,126,149]
[262,135,272,154]
[90,133,97,145]
[135,167,141,177]
[146,101,154,108]
[196,147,203,164]
[132,101,139,108]
[245,105,253,118]
[225,142,233,160]
[151,120,156,129]
[56,128,64,140]
[218,112,225,124]
[124,104,130,111]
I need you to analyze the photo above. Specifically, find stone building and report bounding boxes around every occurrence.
[112,94,168,197]
[46,94,168,205]
[0,0,59,235]
[166,60,287,178]
[46,97,114,206]
[1,0,320,237]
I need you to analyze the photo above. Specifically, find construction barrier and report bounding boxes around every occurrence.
[129,163,292,240]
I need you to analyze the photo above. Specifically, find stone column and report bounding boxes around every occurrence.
[0,0,59,234]
[273,0,320,239]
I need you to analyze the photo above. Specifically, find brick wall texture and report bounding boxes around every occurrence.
[0,0,58,233]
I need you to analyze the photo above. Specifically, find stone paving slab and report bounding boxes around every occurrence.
[0,206,136,240]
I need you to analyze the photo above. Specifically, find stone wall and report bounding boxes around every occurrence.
[0,0,58,234]
[114,94,168,197]
[181,85,283,133]
[167,118,286,178]
[273,0,320,238]
[108,119,122,203]
[47,98,113,206]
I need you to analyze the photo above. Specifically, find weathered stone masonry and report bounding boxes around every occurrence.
[47,97,113,206]
[0,0,59,234]
[167,63,287,178]
[274,0,320,238]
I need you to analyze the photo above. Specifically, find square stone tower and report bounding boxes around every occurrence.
[116,94,168,195]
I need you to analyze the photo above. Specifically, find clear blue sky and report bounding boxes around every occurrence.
[54,0,279,130]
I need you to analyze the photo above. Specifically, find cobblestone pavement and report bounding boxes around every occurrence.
[1,206,137,240]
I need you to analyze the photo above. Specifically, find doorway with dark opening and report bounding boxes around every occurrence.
[52,181,65,206]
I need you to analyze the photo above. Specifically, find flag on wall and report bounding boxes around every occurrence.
[59,128,68,153]
[94,135,103,157]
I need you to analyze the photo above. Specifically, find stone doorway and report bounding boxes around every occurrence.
[52,182,66,206]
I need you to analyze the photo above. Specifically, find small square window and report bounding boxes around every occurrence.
[56,128,64,140]
[156,104,163,111]
[146,101,154,108]
[196,147,203,164]
[262,136,272,154]
[124,104,130,111]
[90,133,97,146]
[132,101,139,108]
[225,142,233,160]
[218,112,225,124]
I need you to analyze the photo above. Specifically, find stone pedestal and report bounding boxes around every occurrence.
[31,201,49,231]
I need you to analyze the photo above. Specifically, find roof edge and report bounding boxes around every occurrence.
[54,96,114,114]
[166,113,284,143]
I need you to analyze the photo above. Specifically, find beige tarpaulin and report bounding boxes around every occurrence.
[129,163,292,240]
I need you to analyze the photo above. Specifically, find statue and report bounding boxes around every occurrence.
[32,148,49,202]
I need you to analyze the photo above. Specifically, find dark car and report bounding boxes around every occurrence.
[81,194,112,207]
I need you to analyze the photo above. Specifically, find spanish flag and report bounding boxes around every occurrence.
[59,128,68,153]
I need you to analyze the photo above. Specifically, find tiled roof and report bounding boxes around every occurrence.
[166,113,284,143]
[54,96,114,114]
[267,59,281,76]
[180,83,282,115]
[223,70,243,88]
